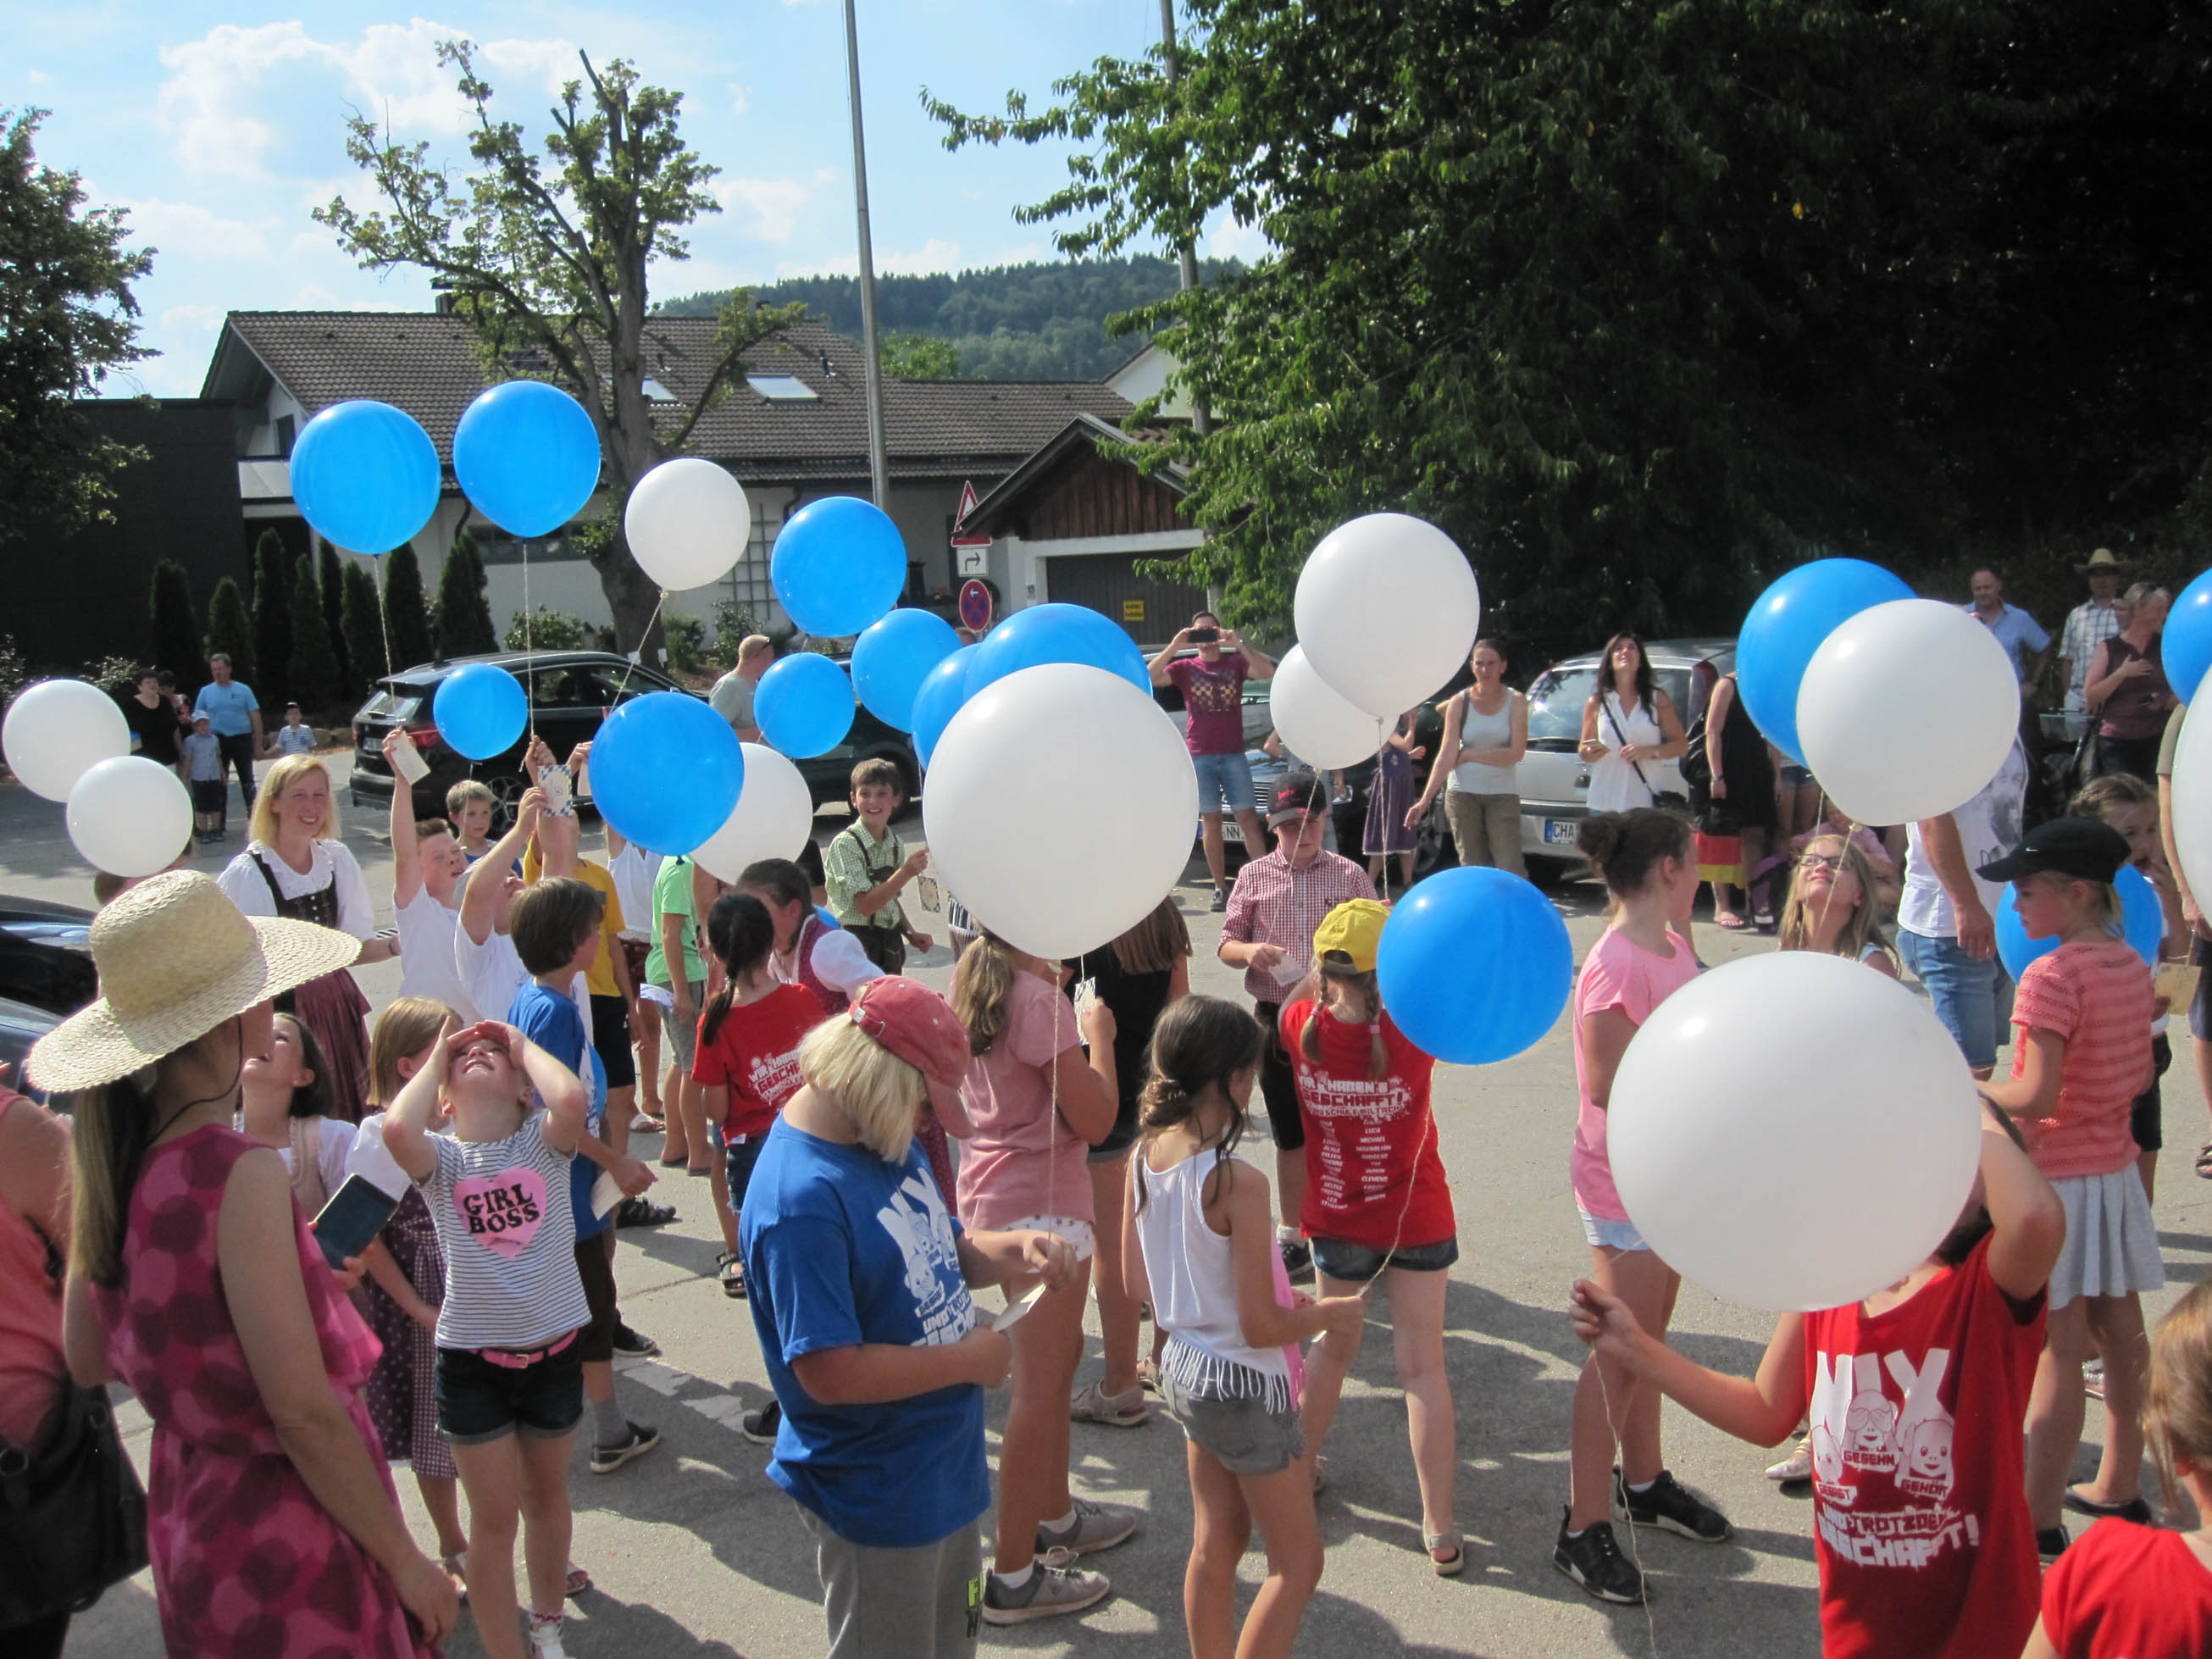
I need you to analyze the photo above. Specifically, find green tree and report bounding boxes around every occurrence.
[315,44,806,652]
[0,109,154,542]
[383,542,434,671]
[202,576,254,689]
[316,542,352,693]
[502,605,590,652]
[435,529,498,657]
[880,332,962,380]
[341,563,389,696]
[287,555,341,713]
[249,530,292,709]
[147,560,199,685]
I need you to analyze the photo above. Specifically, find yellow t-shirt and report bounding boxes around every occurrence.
[521,846,627,998]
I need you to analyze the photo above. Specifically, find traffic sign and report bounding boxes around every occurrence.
[951,479,990,548]
[959,580,993,633]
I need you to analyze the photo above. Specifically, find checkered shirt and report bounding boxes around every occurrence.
[2061,600,2124,696]
[1220,848,1378,1002]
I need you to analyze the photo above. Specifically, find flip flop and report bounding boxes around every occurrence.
[1716,913,1750,931]
[2198,1142,2212,1180]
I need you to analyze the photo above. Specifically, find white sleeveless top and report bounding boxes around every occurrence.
[1449,689,1520,796]
[1132,1147,1294,1410]
[1587,691,1663,813]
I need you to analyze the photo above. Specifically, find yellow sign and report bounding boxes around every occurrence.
[1122,599,1145,622]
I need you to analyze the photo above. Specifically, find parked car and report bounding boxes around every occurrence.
[0,896,96,1019]
[0,995,61,1102]
[1517,636,1735,880]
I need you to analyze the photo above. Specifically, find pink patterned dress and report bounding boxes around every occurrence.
[92,1124,436,1658]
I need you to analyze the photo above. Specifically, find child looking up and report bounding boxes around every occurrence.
[236,1010,350,1216]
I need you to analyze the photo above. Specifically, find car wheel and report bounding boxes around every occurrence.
[1413,796,1455,878]
[481,768,528,833]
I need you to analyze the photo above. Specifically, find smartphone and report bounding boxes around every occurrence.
[311,1174,403,1272]
[1188,627,1221,644]
[537,763,576,818]
[388,730,431,785]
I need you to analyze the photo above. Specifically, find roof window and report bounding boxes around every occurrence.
[641,378,677,403]
[746,374,818,401]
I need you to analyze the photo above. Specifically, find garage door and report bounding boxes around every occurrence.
[1043,552,1211,650]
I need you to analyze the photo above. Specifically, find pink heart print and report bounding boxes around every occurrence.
[452,1166,549,1260]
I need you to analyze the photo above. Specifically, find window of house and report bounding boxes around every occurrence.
[723,495,779,620]
[274,414,297,457]
[641,378,677,403]
[745,375,818,401]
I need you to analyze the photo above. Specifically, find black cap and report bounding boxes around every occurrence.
[1976,818,2131,885]
[1267,770,1328,827]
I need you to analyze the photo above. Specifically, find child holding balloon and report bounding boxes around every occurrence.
[1973,818,2160,1557]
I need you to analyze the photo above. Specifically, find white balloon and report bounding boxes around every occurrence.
[66,756,195,877]
[1293,513,1480,718]
[1609,952,1983,1312]
[2168,701,2212,906]
[1796,598,2021,825]
[1270,646,1384,770]
[925,663,1199,958]
[692,744,816,884]
[623,458,751,591]
[3,679,131,802]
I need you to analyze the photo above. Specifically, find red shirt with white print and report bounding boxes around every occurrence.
[1278,1001,1452,1251]
[2039,1518,2212,1658]
[1799,1235,2045,1659]
[692,984,826,1140]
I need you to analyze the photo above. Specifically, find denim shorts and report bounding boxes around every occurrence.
[435,1335,585,1445]
[1578,1207,1650,1253]
[1896,927,2010,1074]
[653,980,705,1068]
[1311,1234,1459,1284]
[1157,1367,1306,1477]
[1192,750,1256,817]
[723,1129,768,1218]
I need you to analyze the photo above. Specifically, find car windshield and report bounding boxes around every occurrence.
[1525,664,1694,747]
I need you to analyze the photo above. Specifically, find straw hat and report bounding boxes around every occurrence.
[2076,547,2132,575]
[26,870,360,1093]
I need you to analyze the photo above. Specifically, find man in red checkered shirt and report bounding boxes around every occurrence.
[1219,769,1378,1279]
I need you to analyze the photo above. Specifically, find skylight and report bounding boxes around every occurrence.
[746,375,818,402]
[640,377,677,403]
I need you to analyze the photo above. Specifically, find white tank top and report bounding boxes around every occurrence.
[1132,1146,1294,1408]
[1449,689,1520,796]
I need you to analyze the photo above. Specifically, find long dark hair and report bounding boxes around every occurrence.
[274,1011,334,1120]
[1577,807,1692,897]
[1596,631,1657,709]
[700,892,778,1047]
[1134,996,1264,1213]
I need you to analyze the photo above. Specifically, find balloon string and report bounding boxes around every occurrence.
[608,591,669,707]
[375,556,394,696]
[1593,1358,1660,1659]
[524,537,535,739]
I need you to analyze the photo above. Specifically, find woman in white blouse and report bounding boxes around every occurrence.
[217,754,395,1122]
[1577,632,1688,813]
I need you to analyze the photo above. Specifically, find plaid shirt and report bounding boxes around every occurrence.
[2060,600,2124,698]
[1221,847,1378,1002]
[825,821,905,933]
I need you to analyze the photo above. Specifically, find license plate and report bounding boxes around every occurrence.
[1543,818,1579,846]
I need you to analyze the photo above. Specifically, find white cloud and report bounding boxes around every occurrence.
[1203,207,1272,263]
[714,177,811,245]
[773,239,966,281]
[159,303,226,332]
[813,167,837,185]
[89,191,274,260]
[27,69,51,85]
[729,82,751,119]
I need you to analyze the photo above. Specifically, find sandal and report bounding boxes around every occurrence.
[1134,1357,1160,1395]
[564,1563,591,1598]
[2197,1141,2212,1179]
[1425,1530,1466,1578]
[717,1250,746,1300]
[1715,912,1749,931]
[615,1196,677,1229]
[440,1552,469,1601]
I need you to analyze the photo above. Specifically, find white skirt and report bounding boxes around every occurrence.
[2048,1169,2165,1310]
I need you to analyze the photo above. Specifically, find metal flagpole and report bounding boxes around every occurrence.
[842,0,893,508]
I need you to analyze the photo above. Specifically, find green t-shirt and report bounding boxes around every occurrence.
[643,854,706,987]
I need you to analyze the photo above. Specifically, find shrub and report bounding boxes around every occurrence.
[0,636,27,709]
[502,605,590,652]
[202,576,255,688]
[250,530,292,708]
[664,613,707,674]
[318,542,352,692]
[287,555,341,713]
[147,560,200,685]
[83,655,141,695]
[436,529,497,657]
[341,563,388,696]
[383,543,434,671]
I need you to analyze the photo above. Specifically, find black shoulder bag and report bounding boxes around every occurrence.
[1602,696,1689,813]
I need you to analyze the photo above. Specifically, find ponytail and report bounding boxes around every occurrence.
[1300,956,1390,1080]
[701,891,778,1048]
[950,932,1022,1057]
[1577,807,1693,897]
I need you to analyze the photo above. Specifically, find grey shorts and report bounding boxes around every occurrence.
[654,980,705,1069]
[1157,1367,1306,1477]
[796,1502,983,1659]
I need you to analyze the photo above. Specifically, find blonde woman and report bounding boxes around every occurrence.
[216,753,395,1122]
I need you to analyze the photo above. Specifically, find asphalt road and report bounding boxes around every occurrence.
[9,755,2206,1659]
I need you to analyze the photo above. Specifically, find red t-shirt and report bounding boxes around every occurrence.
[2040,1518,2212,1657]
[691,984,825,1140]
[1167,652,1250,756]
[1278,1001,1452,1251]
[1801,1236,2046,1659]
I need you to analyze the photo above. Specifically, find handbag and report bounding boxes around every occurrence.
[1602,696,1689,813]
[1677,708,1712,791]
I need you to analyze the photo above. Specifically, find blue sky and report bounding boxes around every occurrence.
[12,3,1260,395]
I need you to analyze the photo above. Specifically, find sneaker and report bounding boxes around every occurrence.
[527,1612,568,1658]
[629,1112,662,1133]
[1069,1379,1148,1428]
[615,1196,676,1229]
[2063,1488,2153,1523]
[981,1552,1112,1624]
[589,1420,661,1474]
[2038,1525,2071,1560]
[1614,1468,1732,1542]
[1279,1236,1314,1283]
[2082,1356,2106,1400]
[1209,886,1228,913]
[1554,1510,1646,1605]
[1764,1436,1813,1483]
[609,1323,660,1359]
[1036,1495,1141,1557]
[740,1400,781,1445]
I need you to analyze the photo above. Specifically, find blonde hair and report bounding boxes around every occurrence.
[2122,581,2170,612]
[1109,896,1192,977]
[798,1015,927,1162]
[2147,1279,2212,1509]
[446,779,496,819]
[247,753,340,846]
[369,996,450,1107]
[951,932,1022,1057]
[1778,835,1899,973]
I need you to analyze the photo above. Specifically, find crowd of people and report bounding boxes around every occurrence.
[2,584,2209,1659]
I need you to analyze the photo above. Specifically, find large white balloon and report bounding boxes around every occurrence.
[3,679,130,802]
[1609,952,1983,1312]
[2168,701,2212,906]
[1293,513,1480,719]
[67,756,194,877]
[1270,646,1384,770]
[623,457,751,591]
[692,744,815,884]
[1796,598,2021,826]
[925,663,1199,958]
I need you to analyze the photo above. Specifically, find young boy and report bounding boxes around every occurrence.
[823,758,934,974]
[274,702,318,757]
[183,713,225,843]
[447,779,500,863]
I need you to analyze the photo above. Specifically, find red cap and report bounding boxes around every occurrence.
[848,976,971,1088]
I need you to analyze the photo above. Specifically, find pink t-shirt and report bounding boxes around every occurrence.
[1571,927,1700,1221]
[2010,939,2154,1181]
[954,970,1089,1230]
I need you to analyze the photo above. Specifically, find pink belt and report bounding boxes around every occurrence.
[473,1329,579,1370]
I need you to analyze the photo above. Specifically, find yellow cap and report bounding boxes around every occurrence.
[1312,899,1389,974]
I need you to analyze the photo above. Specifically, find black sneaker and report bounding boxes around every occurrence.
[1614,1468,1731,1542]
[588,1420,660,1474]
[2037,1525,2071,1559]
[740,1400,781,1445]
[1554,1509,1646,1605]
[1278,1237,1314,1283]
[609,1323,660,1359]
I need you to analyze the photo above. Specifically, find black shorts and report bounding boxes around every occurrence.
[435,1336,584,1444]
[191,780,225,813]
[574,1234,620,1363]
[2193,937,2212,1043]
[590,992,636,1090]
[1250,1000,1303,1151]
[2132,1032,2173,1153]
[798,838,826,894]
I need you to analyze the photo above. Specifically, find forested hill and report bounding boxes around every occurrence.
[656,255,1239,380]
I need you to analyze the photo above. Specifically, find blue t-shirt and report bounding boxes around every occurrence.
[1964,602,2051,682]
[508,980,610,1241]
[193,680,259,737]
[740,1121,986,1549]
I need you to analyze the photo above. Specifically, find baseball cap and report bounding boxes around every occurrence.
[1313,899,1389,973]
[1976,818,2130,885]
[1267,770,1329,828]
[848,976,971,1090]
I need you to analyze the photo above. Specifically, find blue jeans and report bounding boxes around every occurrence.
[1192,750,1256,817]
[1897,928,2010,1073]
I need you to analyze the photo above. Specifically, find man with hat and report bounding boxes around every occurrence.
[2060,549,2132,737]
[1218,769,1378,1278]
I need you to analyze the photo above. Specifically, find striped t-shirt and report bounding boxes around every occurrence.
[2010,938,2155,1180]
[419,1117,590,1351]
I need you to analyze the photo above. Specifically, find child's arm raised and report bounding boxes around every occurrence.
[1973,1096,2067,1302]
[506,1023,588,1154]
[1572,1284,1809,1449]
[1217,1157,1363,1351]
[457,787,544,946]
[381,1015,458,1183]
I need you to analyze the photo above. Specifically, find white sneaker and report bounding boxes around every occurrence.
[982,1551,1112,1624]
[1765,1435,1813,1482]
[528,1612,568,1658]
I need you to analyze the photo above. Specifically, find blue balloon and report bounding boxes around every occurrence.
[2164,568,2212,707]
[1995,863,2165,980]
[1375,867,1573,1064]
[432,663,528,762]
[590,692,743,856]
[966,603,1150,697]
[912,645,977,768]
[852,609,961,730]
[452,382,602,538]
[755,652,856,759]
[770,497,906,637]
[290,401,442,554]
[1737,558,1914,765]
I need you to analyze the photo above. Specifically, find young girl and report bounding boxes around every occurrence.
[237,1009,352,1215]
[1123,996,1364,1658]
[1975,818,2161,1557]
[1572,1096,2066,1658]
[2027,1279,2212,1655]
[1363,712,1426,891]
[383,1020,592,1659]
[945,932,1133,1623]
[1279,899,1461,1573]
[1557,807,1730,1606]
